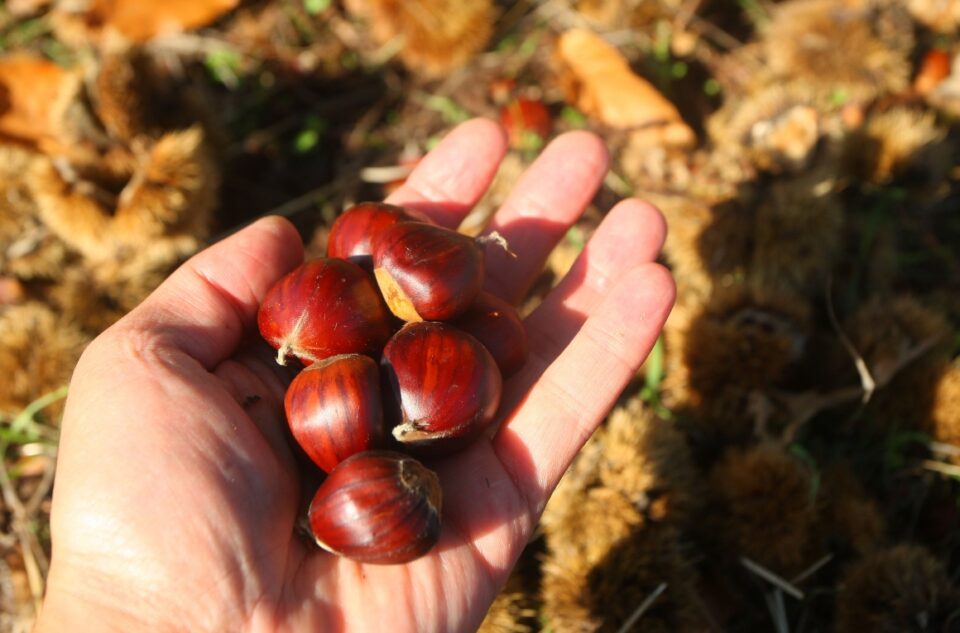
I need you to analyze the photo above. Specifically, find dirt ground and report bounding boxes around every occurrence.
[0,1,959,631]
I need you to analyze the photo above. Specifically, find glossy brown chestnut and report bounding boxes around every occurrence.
[327,202,429,264]
[258,258,393,365]
[382,322,502,455]
[373,222,484,322]
[500,97,552,150]
[308,451,442,564]
[450,291,528,378]
[284,354,386,473]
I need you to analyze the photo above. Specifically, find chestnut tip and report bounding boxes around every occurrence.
[275,339,293,366]
[273,312,310,366]
[392,421,443,443]
[475,230,516,258]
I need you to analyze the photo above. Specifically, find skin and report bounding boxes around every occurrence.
[35,119,675,633]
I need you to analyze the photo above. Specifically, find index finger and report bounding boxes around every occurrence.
[385,118,507,228]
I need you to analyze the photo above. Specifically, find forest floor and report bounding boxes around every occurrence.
[1,1,959,631]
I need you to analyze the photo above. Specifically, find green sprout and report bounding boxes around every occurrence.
[205,48,242,88]
[304,0,331,15]
[0,386,67,448]
[561,106,588,129]
[423,95,471,124]
[293,115,328,154]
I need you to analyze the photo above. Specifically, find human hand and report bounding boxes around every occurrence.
[35,119,674,633]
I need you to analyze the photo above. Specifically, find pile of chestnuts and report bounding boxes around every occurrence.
[257,202,528,564]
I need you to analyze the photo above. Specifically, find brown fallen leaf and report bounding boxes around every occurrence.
[53,0,239,44]
[0,56,80,155]
[555,29,695,147]
[343,0,494,77]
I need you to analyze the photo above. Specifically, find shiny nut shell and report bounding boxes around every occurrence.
[373,222,484,322]
[257,258,394,365]
[284,354,386,473]
[382,322,502,456]
[308,451,442,564]
[450,291,528,378]
[327,202,429,264]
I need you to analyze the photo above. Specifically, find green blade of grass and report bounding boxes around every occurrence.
[304,0,331,15]
[644,336,665,392]
[9,385,68,436]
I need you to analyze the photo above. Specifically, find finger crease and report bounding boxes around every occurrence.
[527,320,582,366]
[191,264,253,334]
[402,178,469,214]
[490,440,540,530]
[496,189,555,223]
[582,320,637,370]
[442,507,499,597]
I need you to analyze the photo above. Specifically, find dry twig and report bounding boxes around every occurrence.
[826,278,876,403]
[790,554,833,585]
[0,463,44,614]
[740,556,804,601]
[922,459,960,479]
[614,582,668,633]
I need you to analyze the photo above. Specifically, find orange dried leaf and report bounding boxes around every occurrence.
[64,0,239,43]
[0,56,79,153]
[555,29,695,147]
[914,49,952,96]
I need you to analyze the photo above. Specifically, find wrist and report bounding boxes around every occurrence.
[35,559,282,633]
[35,571,160,633]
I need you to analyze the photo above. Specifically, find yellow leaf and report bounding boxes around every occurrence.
[57,0,239,44]
[556,29,695,147]
[0,56,80,154]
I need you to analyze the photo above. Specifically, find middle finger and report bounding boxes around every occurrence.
[481,131,609,305]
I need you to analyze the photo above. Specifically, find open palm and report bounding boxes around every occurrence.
[36,119,674,633]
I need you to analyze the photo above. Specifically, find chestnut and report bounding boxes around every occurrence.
[373,222,485,322]
[450,291,528,378]
[258,258,394,365]
[382,322,502,456]
[284,354,386,473]
[327,202,429,266]
[308,450,442,564]
[500,97,552,151]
